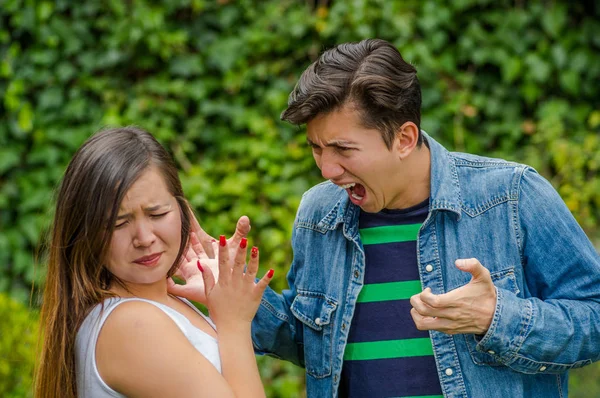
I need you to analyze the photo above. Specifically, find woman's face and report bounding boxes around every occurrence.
[106,166,182,289]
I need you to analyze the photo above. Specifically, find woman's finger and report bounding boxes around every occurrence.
[187,201,216,258]
[245,246,259,279]
[190,231,203,255]
[191,231,210,260]
[184,243,196,262]
[255,268,274,295]
[232,238,248,280]
[227,216,251,249]
[217,235,230,285]
[198,260,216,299]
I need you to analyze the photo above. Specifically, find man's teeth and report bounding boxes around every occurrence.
[339,183,356,189]
[351,193,364,200]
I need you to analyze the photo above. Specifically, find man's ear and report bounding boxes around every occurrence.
[393,122,420,159]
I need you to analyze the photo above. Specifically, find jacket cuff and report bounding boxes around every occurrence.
[475,287,533,363]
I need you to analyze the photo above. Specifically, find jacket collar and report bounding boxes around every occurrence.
[425,132,462,217]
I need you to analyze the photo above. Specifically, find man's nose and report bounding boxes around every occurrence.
[319,152,344,180]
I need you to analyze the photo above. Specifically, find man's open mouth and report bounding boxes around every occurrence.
[338,182,365,201]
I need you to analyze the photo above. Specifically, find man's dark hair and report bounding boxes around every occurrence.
[281,38,422,148]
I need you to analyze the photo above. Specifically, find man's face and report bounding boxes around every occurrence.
[306,104,407,213]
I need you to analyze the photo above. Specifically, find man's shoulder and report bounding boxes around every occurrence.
[449,151,539,208]
[451,151,525,169]
[451,151,533,181]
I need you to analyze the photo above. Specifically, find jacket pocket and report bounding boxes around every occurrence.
[464,267,520,366]
[290,291,337,378]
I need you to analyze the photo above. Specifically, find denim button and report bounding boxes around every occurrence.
[425,264,434,272]
[315,317,321,326]
[539,366,547,371]
[342,323,346,330]
[445,368,453,376]
[354,270,359,278]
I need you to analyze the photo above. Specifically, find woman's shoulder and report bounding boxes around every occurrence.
[100,298,181,335]
[94,298,223,396]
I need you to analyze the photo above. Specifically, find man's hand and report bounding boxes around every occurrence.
[410,258,497,335]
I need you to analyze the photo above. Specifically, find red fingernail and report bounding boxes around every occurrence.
[211,239,216,243]
[240,237,248,249]
[197,260,204,272]
[219,235,226,246]
[251,246,258,258]
[267,269,274,278]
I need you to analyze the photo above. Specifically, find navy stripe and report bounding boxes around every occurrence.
[347,300,429,343]
[363,241,420,284]
[358,199,429,228]
[340,356,443,397]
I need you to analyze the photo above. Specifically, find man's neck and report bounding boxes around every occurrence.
[387,144,431,210]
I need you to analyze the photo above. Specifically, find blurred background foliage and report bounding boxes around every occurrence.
[1,0,599,396]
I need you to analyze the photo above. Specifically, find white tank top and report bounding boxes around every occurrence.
[75,297,221,397]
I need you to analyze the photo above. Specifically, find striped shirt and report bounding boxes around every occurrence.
[339,199,443,398]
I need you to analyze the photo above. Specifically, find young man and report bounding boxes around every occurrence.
[249,39,600,397]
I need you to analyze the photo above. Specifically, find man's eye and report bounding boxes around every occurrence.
[151,212,169,219]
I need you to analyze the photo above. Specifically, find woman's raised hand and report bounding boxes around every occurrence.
[200,235,273,329]
[167,231,218,305]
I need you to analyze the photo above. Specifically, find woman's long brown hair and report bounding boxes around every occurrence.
[34,127,191,398]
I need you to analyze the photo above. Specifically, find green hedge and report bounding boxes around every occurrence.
[1,0,599,397]
[0,294,38,397]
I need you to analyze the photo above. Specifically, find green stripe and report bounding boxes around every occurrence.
[343,337,434,361]
[357,280,422,303]
[359,223,422,245]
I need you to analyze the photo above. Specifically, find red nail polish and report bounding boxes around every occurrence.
[211,239,217,243]
[267,269,274,278]
[240,237,248,249]
[251,246,258,258]
[197,260,204,272]
[219,235,226,247]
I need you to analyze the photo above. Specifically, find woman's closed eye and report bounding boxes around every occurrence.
[114,212,169,228]
[150,211,170,219]
[114,220,128,229]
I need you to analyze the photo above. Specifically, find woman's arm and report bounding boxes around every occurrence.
[96,238,272,397]
[200,237,272,398]
[96,301,237,398]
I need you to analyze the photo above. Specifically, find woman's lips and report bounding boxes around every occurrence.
[133,253,162,266]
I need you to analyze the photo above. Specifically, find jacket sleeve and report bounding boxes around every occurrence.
[251,223,305,367]
[476,167,600,374]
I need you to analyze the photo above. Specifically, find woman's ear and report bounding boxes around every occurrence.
[394,122,420,159]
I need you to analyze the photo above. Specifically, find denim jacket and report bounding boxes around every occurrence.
[251,133,600,398]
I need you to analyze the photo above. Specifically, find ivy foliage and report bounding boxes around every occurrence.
[0,293,38,397]
[1,0,599,397]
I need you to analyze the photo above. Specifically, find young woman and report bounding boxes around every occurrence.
[35,126,273,398]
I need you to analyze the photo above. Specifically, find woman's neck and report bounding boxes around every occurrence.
[109,279,170,305]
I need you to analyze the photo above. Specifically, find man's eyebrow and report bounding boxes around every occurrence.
[116,204,170,219]
[306,138,356,148]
